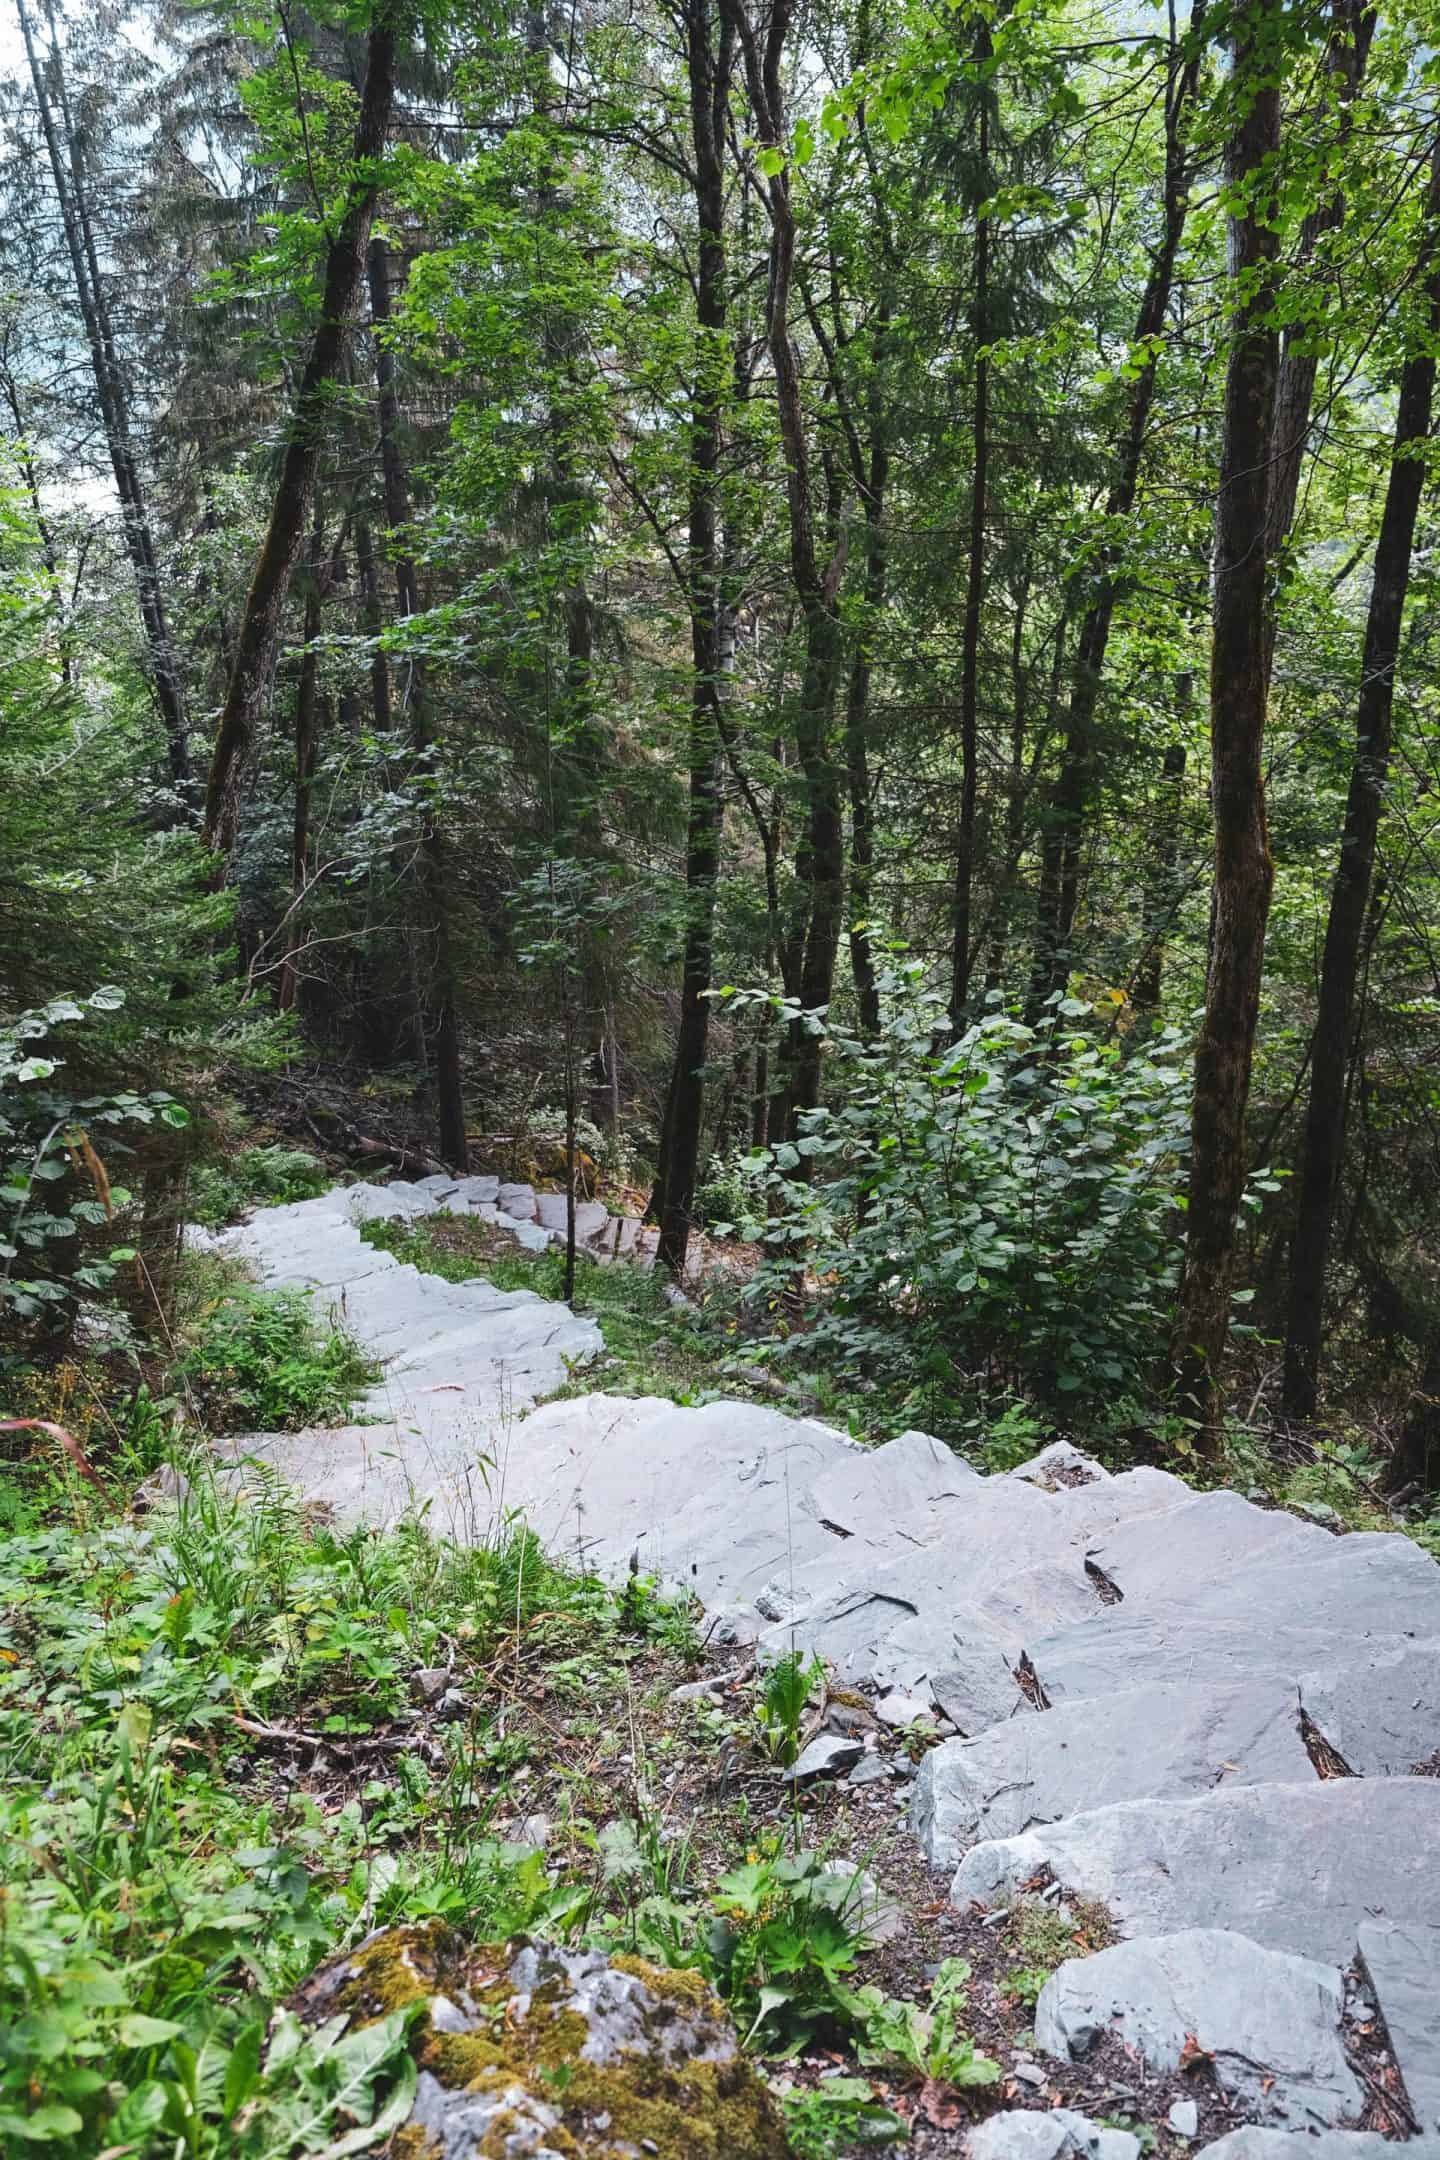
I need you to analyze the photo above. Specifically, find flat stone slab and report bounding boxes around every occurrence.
[911,1681,1313,1865]
[1026,1538,1440,1766]
[1358,1920,1440,2136]
[1197,2134,1440,2160]
[1298,1641,1440,1776]
[1084,1489,1326,1604]
[965,2108,1139,2160]
[1035,1928,1361,2127]
[950,1778,1440,1966]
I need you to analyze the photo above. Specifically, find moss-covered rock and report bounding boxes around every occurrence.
[288,1928,789,2160]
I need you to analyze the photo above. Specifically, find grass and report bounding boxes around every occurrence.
[173,1252,378,1433]
[0,1446,700,2157]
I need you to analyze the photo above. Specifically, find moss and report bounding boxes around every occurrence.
[389,2126,440,2160]
[607,1955,714,2013]
[301,1933,788,2160]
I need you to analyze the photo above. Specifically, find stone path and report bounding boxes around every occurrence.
[197,1179,1440,2159]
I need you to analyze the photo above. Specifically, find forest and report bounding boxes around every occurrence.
[4,0,1440,1479]
[7,0,1440,2152]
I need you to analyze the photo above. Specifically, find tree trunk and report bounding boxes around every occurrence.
[1281,140,1440,1421]
[1264,1,1374,638]
[279,541,325,1015]
[845,320,889,1042]
[203,9,397,856]
[368,230,468,1171]
[19,0,189,787]
[656,0,733,1278]
[1028,3,1204,1015]
[1133,727,1188,1014]
[1170,0,1283,1442]
[948,18,992,1031]
[728,0,846,1132]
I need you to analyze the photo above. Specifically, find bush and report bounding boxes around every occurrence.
[178,1277,375,1431]
[0,992,190,1326]
[732,968,1198,1414]
[188,1144,332,1228]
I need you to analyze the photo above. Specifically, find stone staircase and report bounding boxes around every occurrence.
[194,1178,1440,2159]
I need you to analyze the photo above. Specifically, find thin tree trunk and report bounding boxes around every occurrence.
[845,321,889,1042]
[203,9,397,855]
[355,516,394,732]
[948,18,992,1030]
[368,231,467,1170]
[1171,0,1283,1442]
[1028,3,1204,1015]
[1263,0,1375,652]
[728,0,846,1131]
[18,0,189,784]
[279,536,324,1014]
[656,0,733,1278]
[1133,727,1188,1014]
[1281,138,1440,1421]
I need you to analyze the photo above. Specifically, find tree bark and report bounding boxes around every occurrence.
[656,0,733,1278]
[203,8,397,856]
[19,0,189,786]
[368,231,468,1171]
[1027,3,1204,1015]
[1170,0,1283,1442]
[948,18,992,1031]
[1281,138,1440,1421]
[845,316,889,1043]
[728,0,847,1133]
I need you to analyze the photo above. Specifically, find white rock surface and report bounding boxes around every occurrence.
[1034,1929,1362,2127]
[965,2108,1138,2160]
[950,1778,1440,1965]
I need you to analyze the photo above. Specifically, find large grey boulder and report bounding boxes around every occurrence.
[1025,1536,1440,1749]
[1357,1920,1440,2136]
[911,1681,1313,1864]
[950,1778,1440,1965]
[965,2108,1139,2160]
[1034,1929,1362,2127]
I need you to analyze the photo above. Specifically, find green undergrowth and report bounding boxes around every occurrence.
[173,1252,378,1433]
[0,1420,989,2157]
[0,1454,707,2156]
[188,1145,334,1230]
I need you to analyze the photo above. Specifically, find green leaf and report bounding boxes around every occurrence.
[119,2013,184,2047]
[0,2107,86,2141]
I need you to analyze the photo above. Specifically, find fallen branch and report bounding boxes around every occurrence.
[0,1417,103,1490]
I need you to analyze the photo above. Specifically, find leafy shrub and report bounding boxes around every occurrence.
[729,968,1202,1413]
[781,2078,907,2155]
[188,1144,331,1229]
[843,1958,1000,2087]
[178,1278,375,1431]
[0,991,189,1323]
[694,1148,768,1232]
[708,1846,868,2052]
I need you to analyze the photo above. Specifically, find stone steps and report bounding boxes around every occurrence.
[187,1177,1440,2145]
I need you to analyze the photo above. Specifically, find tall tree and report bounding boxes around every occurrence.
[727,0,847,1133]
[16,0,190,787]
[1282,136,1440,1419]
[1170,0,1284,1438]
[1026,2,1205,1014]
[367,231,467,1170]
[203,4,398,857]
[655,0,735,1277]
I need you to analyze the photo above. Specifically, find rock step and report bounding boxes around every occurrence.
[950,1777,1440,1967]
[1034,1928,1362,2129]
